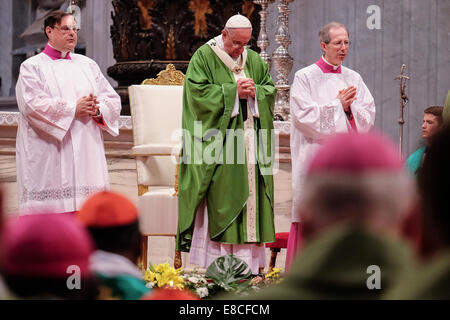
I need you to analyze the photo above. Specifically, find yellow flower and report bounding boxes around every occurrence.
[147,263,185,289]
[144,270,156,282]
[265,268,282,279]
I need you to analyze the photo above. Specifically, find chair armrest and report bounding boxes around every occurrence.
[131,143,181,157]
[132,143,182,197]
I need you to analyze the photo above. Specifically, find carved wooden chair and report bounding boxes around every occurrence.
[128,64,184,270]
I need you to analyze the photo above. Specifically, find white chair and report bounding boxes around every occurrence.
[128,64,184,269]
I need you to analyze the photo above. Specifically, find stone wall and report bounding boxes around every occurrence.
[265,0,450,157]
[0,0,13,97]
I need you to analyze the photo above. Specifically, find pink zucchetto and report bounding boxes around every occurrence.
[0,213,94,278]
[307,131,403,175]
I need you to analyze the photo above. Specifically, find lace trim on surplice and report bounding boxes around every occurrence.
[19,186,106,204]
[320,105,336,134]
[102,99,120,127]
[355,109,371,131]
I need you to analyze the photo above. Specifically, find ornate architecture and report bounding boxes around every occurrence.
[141,64,186,86]
[107,0,261,114]
[108,0,261,84]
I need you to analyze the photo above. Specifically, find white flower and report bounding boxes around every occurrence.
[146,282,155,289]
[196,287,209,298]
[188,276,200,284]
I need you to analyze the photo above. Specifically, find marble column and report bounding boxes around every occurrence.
[84,0,117,87]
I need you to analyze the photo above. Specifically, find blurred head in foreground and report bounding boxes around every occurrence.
[0,213,96,299]
[418,124,450,252]
[77,191,147,300]
[77,191,141,263]
[300,131,416,240]
[246,132,417,300]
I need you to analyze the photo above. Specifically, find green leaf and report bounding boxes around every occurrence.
[205,254,252,292]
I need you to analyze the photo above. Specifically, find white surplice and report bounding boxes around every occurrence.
[290,57,376,222]
[15,52,121,214]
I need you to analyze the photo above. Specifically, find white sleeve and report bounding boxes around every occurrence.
[231,88,260,119]
[247,88,259,118]
[90,62,122,136]
[290,71,342,140]
[351,75,376,132]
[231,87,240,118]
[15,62,76,142]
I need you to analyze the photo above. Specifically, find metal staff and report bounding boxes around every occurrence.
[395,64,410,155]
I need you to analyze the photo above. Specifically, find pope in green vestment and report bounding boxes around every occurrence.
[176,21,276,254]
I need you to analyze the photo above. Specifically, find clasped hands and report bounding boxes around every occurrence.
[337,86,357,112]
[237,78,255,99]
[75,93,100,118]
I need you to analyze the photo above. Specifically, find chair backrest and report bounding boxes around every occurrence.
[128,84,183,187]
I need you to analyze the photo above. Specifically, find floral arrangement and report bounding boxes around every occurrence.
[250,267,283,287]
[181,269,216,299]
[143,262,184,289]
[142,255,284,299]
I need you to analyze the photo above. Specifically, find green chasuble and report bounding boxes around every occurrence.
[384,250,450,299]
[176,42,276,252]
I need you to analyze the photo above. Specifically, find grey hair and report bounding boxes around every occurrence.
[300,172,416,226]
[319,21,349,43]
[224,27,253,35]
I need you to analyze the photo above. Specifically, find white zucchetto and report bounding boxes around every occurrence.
[225,14,252,29]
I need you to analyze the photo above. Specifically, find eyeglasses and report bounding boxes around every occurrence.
[230,39,248,49]
[225,30,249,49]
[52,25,80,34]
[328,40,351,48]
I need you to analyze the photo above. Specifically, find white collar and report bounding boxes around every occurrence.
[208,36,247,74]
[216,35,241,64]
[48,42,69,58]
[322,55,341,71]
